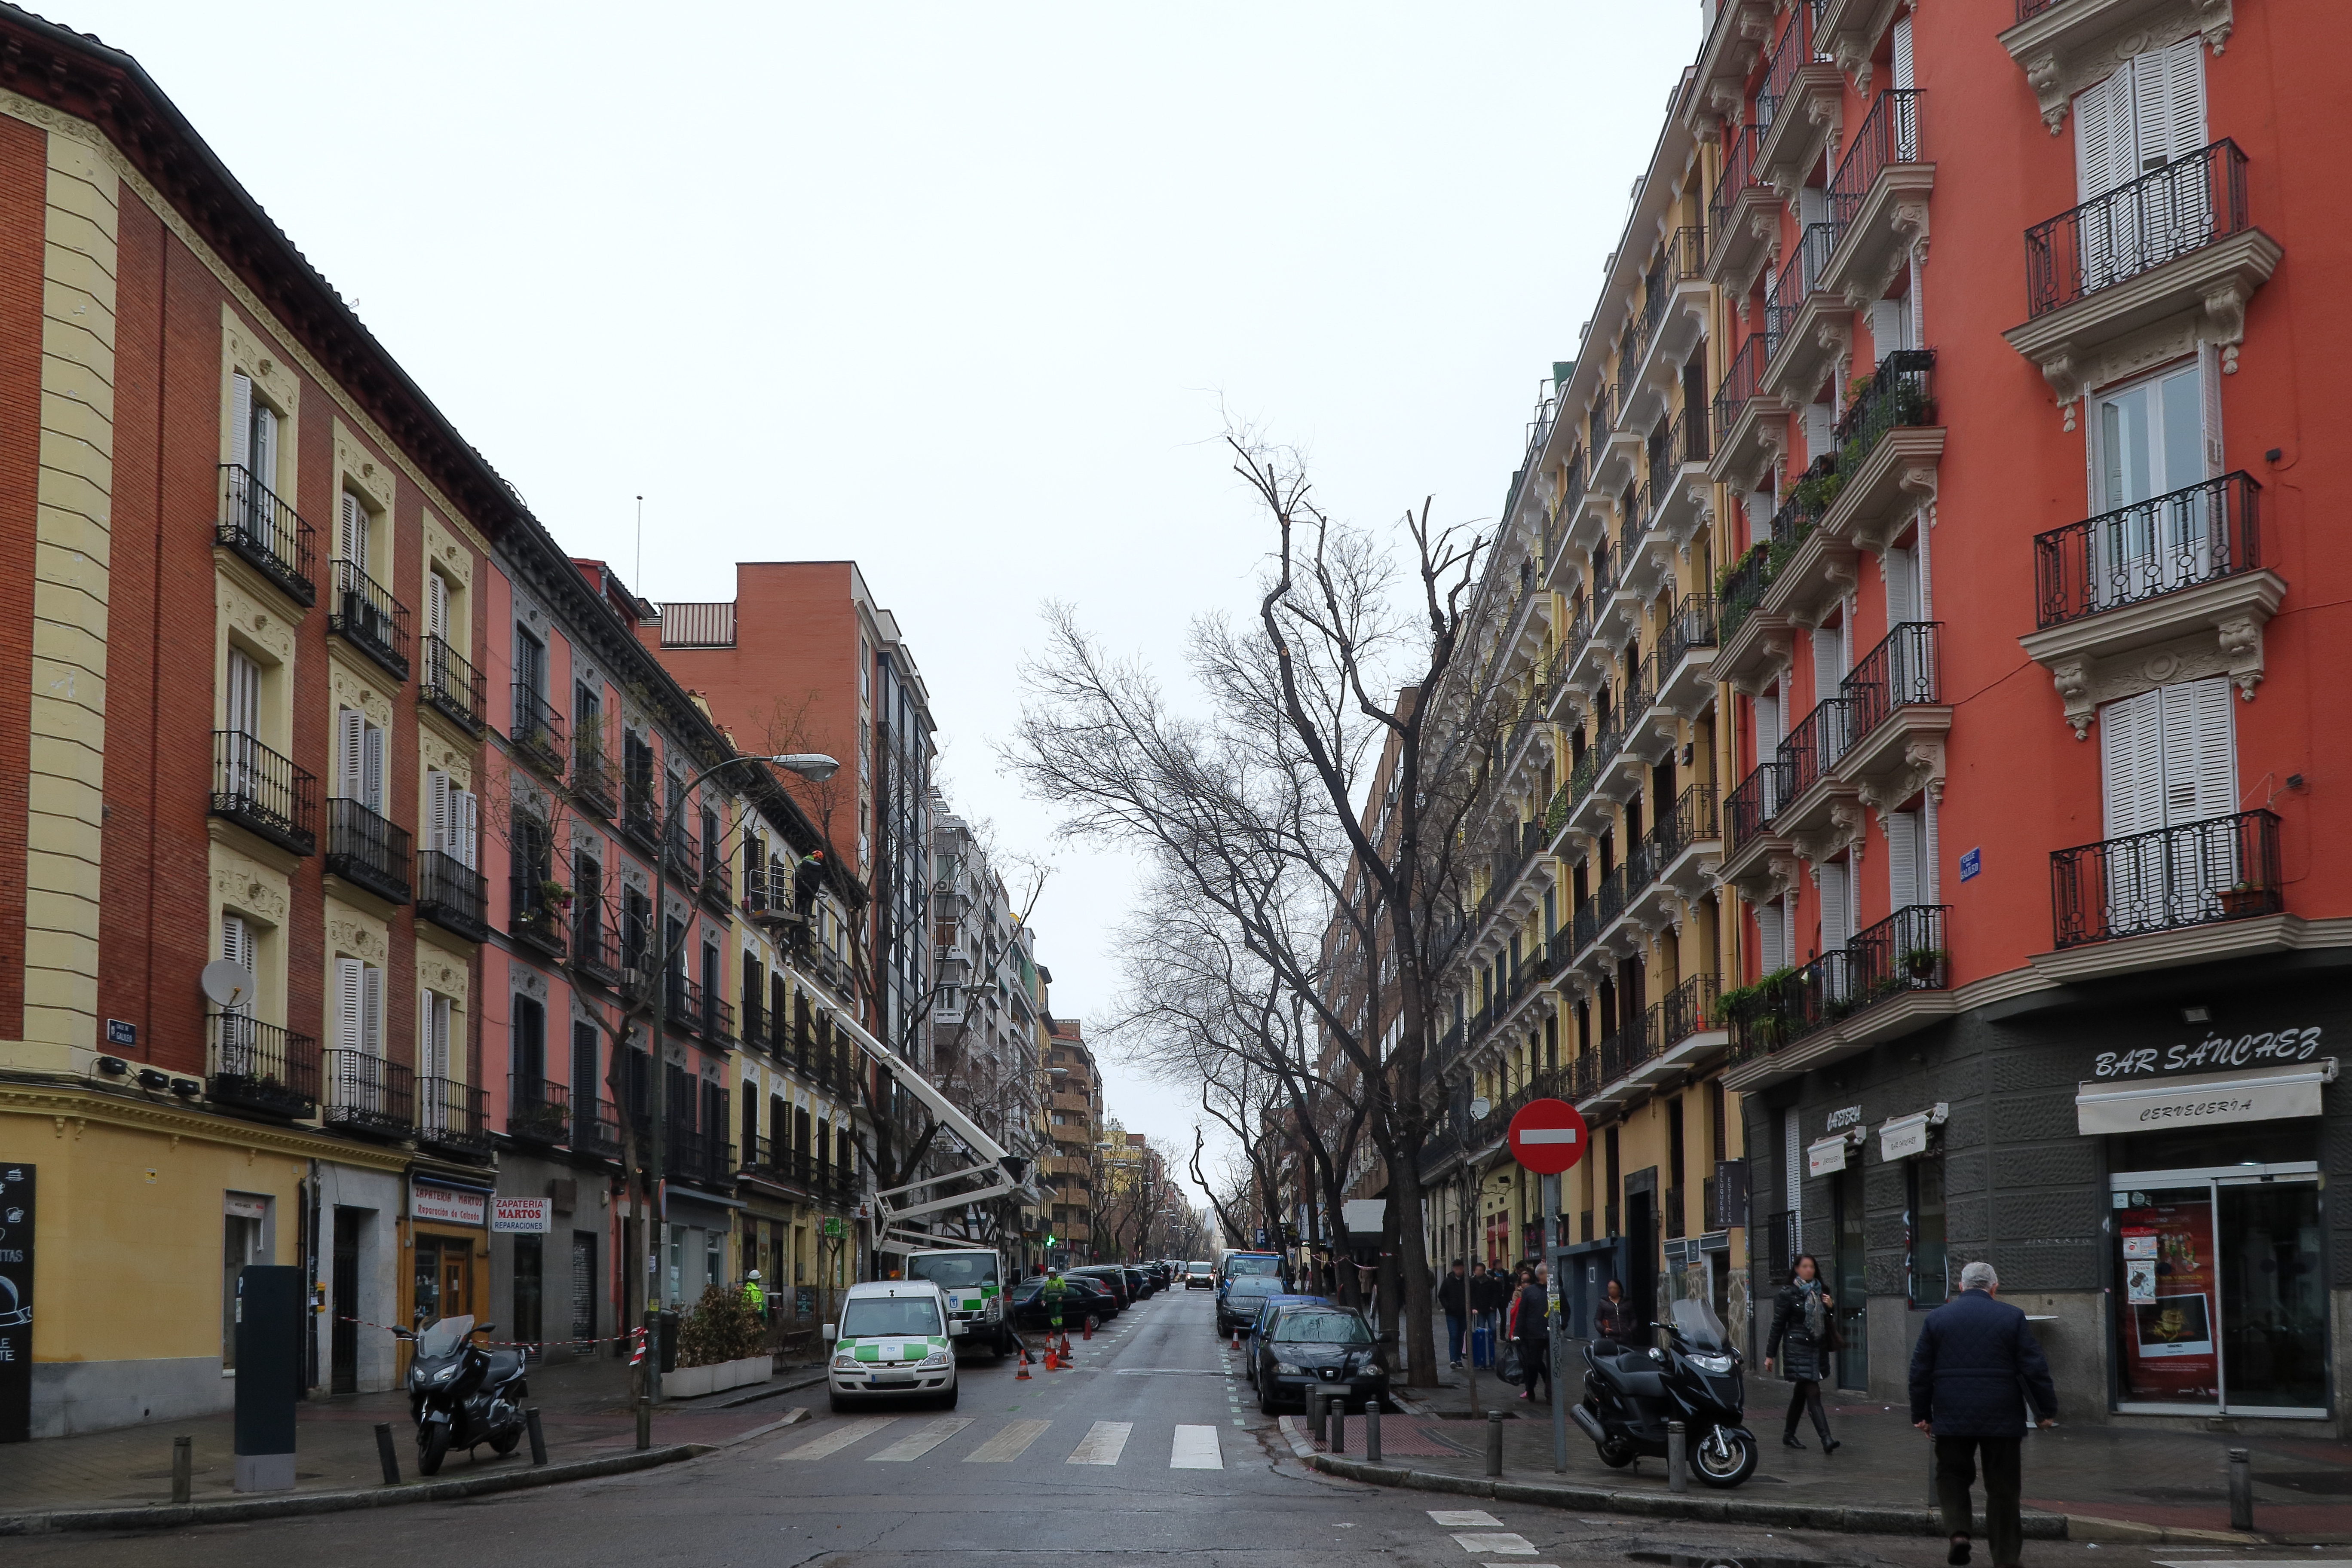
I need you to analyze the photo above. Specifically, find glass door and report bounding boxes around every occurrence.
[1833,1165,1868,1390]
[2217,1181,2326,1413]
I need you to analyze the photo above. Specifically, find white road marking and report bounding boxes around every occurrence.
[1452,1535,1537,1556]
[964,1418,1053,1462]
[1170,1424,1223,1469]
[1428,1510,1504,1528]
[1066,1420,1133,1465]
[778,1418,895,1461]
[868,1417,972,1461]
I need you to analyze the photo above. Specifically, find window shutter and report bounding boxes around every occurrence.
[335,956,364,1054]
[2129,51,2169,175]
[230,373,253,472]
[1820,861,1850,951]
[1890,14,1914,91]
[227,649,260,740]
[1923,790,1941,901]
[2074,70,2123,201]
[427,571,447,642]
[361,720,384,813]
[1802,401,1834,466]
[2158,37,2207,164]
[2198,341,2225,477]
[1756,900,1784,973]
[220,915,254,1012]
[340,491,366,574]
[1886,546,1917,624]
[458,788,478,870]
[338,707,365,801]
[1812,623,1842,700]
[1782,1105,1803,1226]
[2100,689,2163,837]
[427,769,449,855]
[252,404,276,497]
[1868,299,1905,367]
[2161,676,2237,824]
[362,963,384,1057]
[1887,808,1920,911]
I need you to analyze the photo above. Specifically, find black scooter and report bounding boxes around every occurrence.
[1569,1297,1757,1488]
[392,1315,530,1475]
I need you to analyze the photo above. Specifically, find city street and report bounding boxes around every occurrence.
[3,1288,2251,1568]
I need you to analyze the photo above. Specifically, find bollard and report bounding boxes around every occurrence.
[1311,1390,1329,1449]
[636,1394,652,1452]
[1365,1401,1382,1464]
[525,1406,548,1467]
[1332,1397,1347,1455]
[2228,1447,2254,1532]
[1667,1420,1687,1494]
[373,1422,401,1486]
[1485,1410,1504,1478]
[171,1435,193,1504]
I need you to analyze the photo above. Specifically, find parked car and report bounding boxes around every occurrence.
[1254,1302,1388,1415]
[1008,1275,1115,1332]
[1120,1266,1152,1299]
[1242,1292,1329,1386]
[824,1280,959,1412]
[1216,1272,1286,1337]
[1067,1266,1133,1311]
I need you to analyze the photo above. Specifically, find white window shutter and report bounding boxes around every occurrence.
[2100,689,2163,837]
[1820,861,1850,951]
[2198,341,2226,477]
[427,769,448,855]
[220,915,254,1013]
[459,789,478,871]
[339,491,363,572]
[230,372,253,472]
[1757,900,1784,973]
[2130,51,2170,175]
[1812,624,1841,701]
[361,721,384,813]
[2160,37,2207,163]
[361,964,384,1057]
[427,571,447,642]
[1923,791,1941,901]
[338,707,364,800]
[2161,676,2237,823]
[252,404,276,495]
[1887,809,1920,911]
[2075,70,2123,202]
[335,956,364,1054]
[1802,402,1834,466]
[1868,299,1904,367]
[1886,546,1917,625]
[227,649,260,740]
[1891,14,1914,91]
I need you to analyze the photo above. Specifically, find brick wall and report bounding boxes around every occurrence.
[0,114,42,1039]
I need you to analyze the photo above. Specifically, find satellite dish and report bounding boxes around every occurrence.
[1470,1096,1493,1120]
[201,959,255,1009]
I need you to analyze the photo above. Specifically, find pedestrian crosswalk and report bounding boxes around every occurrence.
[775,1414,1231,1471]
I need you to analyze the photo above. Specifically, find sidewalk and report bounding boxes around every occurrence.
[0,1353,824,1522]
[1364,1351,2352,1542]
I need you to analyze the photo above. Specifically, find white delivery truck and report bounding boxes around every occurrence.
[902,1247,1013,1357]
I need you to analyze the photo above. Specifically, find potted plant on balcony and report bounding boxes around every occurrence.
[2217,880,2269,919]
[540,878,573,911]
[1902,946,1948,983]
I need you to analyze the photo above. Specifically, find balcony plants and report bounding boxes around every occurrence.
[2217,881,2269,919]
[1902,946,1948,982]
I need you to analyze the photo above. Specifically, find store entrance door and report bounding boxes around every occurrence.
[414,1234,475,1326]
[330,1210,361,1394]
[1832,1165,1868,1390]
[2113,1167,2326,1416]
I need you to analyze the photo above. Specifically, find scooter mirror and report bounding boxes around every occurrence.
[821,1323,837,1341]
[475,1323,497,1337]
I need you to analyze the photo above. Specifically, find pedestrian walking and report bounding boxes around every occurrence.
[1592,1277,1634,1344]
[1764,1253,1841,1453]
[1909,1260,2057,1568]
[1513,1264,1553,1403]
[1437,1259,1470,1369]
[1484,1262,1512,1347]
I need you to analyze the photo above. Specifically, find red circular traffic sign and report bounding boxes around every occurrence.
[1506,1098,1589,1176]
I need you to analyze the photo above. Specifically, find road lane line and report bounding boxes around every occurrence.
[963,1418,1053,1462]
[778,1418,896,1461]
[1066,1420,1132,1465]
[1169,1424,1222,1469]
[868,1417,972,1461]
[1451,1534,1536,1556]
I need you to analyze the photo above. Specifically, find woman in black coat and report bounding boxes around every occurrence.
[1764,1253,1841,1452]
[1592,1278,1635,1344]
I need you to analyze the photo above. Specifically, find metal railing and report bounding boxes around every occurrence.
[668,971,708,1035]
[1764,222,1838,358]
[1770,468,1834,549]
[1834,347,1936,466]
[1756,0,1827,126]
[1659,592,1719,671]
[323,1050,413,1137]
[1828,90,1924,235]
[216,464,316,605]
[667,1125,735,1187]
[1729,903,1948,1061]
[2027,139,2248,318]
[1571,895,1598,956]
[573,745,616,815]
[573,912,621,984]
[414,849,488,941]
[509,870,568,959]
[208,1014,319,1119]
[1708,124,1769,261]
[211,731,317,856]
[1725,758,1789,852]
[508,1076,572,1144]
[416,1076,491,1157]
[1710,335,1769,453]
[328,559,411,680]
[581,1098,622,1158]
[1780,695,1854,801]
[325,798,410,903]
[1661,971,1720,1049]
[1717,541,1773,643]
[2052,809,2281,948]
[1843,621,1941,741]
[511,684,567,777]
[421,636,486,735]
[2033,472,2261,628]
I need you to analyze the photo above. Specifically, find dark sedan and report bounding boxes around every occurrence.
[1066,1266,1133,1311]
[1008,1275,1115,1332]
[1253,1303,1389,1415]
[1215,1272,1286,1336]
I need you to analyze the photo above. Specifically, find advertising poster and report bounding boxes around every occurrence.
[2116,1198,2217,1400]
[0,1164,29,1443]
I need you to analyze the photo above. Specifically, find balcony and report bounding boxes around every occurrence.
[1721,757,1792,889]
[704,995,737,1048]
[1759,221,1845,406]
[214,464,316,606]
[1818,90,1929,307]
[507,1076,572,1145]
[1773,694,1858,837]
[420,637,487,737]
[1752,1,1841,192]
[1648,594,1719,717]
[416,1076,492,1161]
[1707,334,1783,490]
[211,731,317,857]
[322,1050,413,1140]
[511,685,567,780]
[1707,122,1778,286]
[667,1125,735,1189]
[1645,408,1711,544]
[328,559,410,682]
[1752,468,1856,628]
[667,971,708,1036]
[573,746,616,817]
[1813,349,1941,552]
[413,850,488,943]
[1594,385,1641,494]
[509,873,569,960]
[573,913,621,986]
[664,823,700,884]
[325,798,411,905]
[1838,621,1947,799]
[2006,141,2278,414]
[2052,809,2279,950]
[1726,903,1950,1077]
[2021,473,2278,737]
[579,1098,622,1159]
[621,792,661,853]
[208,1014,319,1121]
[1624,227,1712,420]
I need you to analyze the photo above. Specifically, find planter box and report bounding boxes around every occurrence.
[662,1353,773,1401]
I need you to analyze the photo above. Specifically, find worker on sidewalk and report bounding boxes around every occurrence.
[741,1269,766,1322]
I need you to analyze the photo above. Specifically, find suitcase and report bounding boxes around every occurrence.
[1470,1323,1494,1369]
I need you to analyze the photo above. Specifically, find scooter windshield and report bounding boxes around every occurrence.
[415,1315,475,1358]
[1669,1297,1728,1352]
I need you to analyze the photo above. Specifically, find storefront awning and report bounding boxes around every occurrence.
[1878,1103,1950,1161]
[1807,1128,1865,1176]
[2075,1058,2337,1136]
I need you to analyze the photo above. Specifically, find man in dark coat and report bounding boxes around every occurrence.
[1436,1260,1469,1369]
[1513,1264,1553,1402]
[1909,1260,2058,1568]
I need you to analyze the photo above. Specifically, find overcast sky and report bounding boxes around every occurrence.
[61,0,1702,1195]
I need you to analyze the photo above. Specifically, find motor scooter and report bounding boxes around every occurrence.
[392,1314,530,1475]
[1568,1296,1757,1488]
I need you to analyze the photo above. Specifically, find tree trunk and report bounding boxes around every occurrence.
[1391,1143,1438,1387]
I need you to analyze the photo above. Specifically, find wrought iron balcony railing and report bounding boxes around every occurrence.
[1729,903,1949,1062]
[1828,89,1923,236]
[1707,124,1768,261]
[1842,621,1941,741]
[211,731,316,857]
[508,1075,571,1144]
[1834,347,1936,469]
[2052,808,2281,949]
[1755,0,1827,127]
[2026,139,2249,318]
[328,558,410,681]
[421,636,487,735]
[573,746,616,815]
[1725,758,1788,852]
[208,1014,319,1119]
[509,872,569,959]
[215,464,316,605]
[323,1049,413,1138]
[1764,222,1837,359]
[325,798,410,904]
[416,1076,491,1159]
[511,685,567,778]
[2033,472,2261,628]
[1711,334,1770,457]
[414,849,488,942]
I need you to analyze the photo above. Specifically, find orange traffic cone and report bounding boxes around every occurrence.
[1015,1345,1032,1381]
[1082,1317,1093,1342]
[1229,1331,1240,1352]
[1060,1332,1075,1363]
[1044,1343,1060,1371]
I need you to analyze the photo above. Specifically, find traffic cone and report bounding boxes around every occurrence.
[1082,1316,1093,1342]
[1015,1346,1032,1381]
[1060,1332,1075,1363]
[1044,1343,1059,1371]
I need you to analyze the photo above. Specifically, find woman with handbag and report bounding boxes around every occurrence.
[1764,1253,1842,1452]
[1592,1278,1634,1344]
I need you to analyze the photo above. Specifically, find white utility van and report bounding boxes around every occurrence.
[823,1280,959,1412]
[901,1247,1013,1357]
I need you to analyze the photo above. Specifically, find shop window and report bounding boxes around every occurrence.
[1906,1156,1949,1308]
[222,1192,270,1369]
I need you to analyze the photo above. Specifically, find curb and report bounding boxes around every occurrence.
[0,1442,705,1535]
[1304,1454,2070,1540]
[2061,1510,2352,1548]
[704,1370,827,1410]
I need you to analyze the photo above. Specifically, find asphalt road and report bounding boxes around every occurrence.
[9,1286,2246,1568]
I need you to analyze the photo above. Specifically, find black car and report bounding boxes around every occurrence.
[1121,1266,1152,1299]
[1254,1302,1389,1415]
[1066,1266,1133,1311]
[1008,1275,1115,1332]
[1216,1272,1286,1335]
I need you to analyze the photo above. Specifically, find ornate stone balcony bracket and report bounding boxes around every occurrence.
[1999,0,2235,136]
[2018,570,2285,738]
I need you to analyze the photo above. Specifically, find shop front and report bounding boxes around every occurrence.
[662,1188,744,1310]
[407,1173,491,1332]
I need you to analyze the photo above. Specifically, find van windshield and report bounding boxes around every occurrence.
[839,1297,942,1339]
[906,1254,997,1289]
[1226,1255,1282,1276]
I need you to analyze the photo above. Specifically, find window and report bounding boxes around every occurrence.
[2100,678,2236,838]
[426,770,478,869]
[420,990,453,1079]
[229,372,281,493]
[223,1192,270,1368]
[516,628,547,700]
[334,956,384,1057]
[572,1021,601,1113]
[226,649,261,740]
[336,707,386,812]
[512,995,546,1090]
[426,569,455,651]
[337,489,373,577]
[2075,39,2206,201]
[219,914,257,1017]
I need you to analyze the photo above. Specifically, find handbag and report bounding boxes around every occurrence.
[1497,1341,1523,1382]
[1823,1314,1849,1353]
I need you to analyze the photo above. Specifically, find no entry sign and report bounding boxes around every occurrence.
[1507,1098,1589,1176]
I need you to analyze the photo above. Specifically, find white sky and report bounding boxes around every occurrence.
[61,0,1702,1185]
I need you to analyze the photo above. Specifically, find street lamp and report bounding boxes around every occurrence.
[772,754,840,782]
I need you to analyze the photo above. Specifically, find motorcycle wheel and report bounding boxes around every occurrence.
[490,1429,523,1456]
[1690,1427,1758,1489]
[417,1422,453,1476]
[1595,1434,1637,1469]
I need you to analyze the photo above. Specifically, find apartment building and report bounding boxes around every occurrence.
[1043,1017,1099,1265]
[1691,0,2344,1427]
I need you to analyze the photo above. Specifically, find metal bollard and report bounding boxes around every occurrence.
[1485,1410,1504,1478]
[1365,1401,1383,1464]
[1667,1420,1686,1494]
[636,1394,652,1452]
[373,1422,401,1485]
[1332,1397,1347,1454]
[2228,1447,2254,1532]
[171,1435,193,1503]
[525,1406,548,1466]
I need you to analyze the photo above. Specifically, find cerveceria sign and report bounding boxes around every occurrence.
[2091,1025,2325,1080]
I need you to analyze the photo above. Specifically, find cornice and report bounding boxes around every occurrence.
[0,1078,415,1171]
